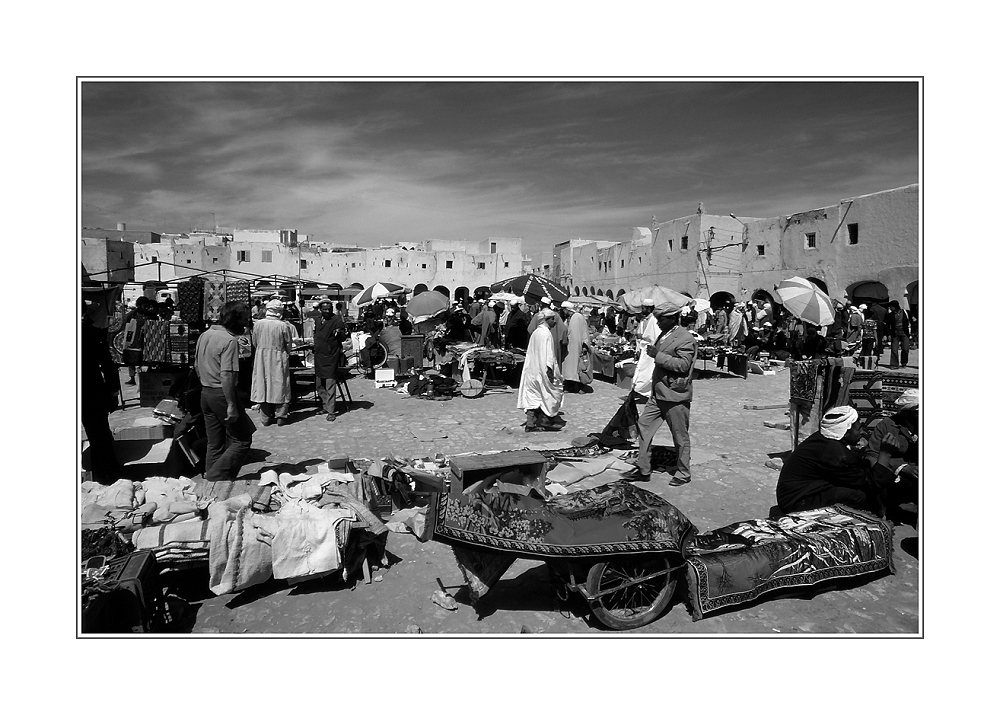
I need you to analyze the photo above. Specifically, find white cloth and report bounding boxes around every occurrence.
[561,311,590,382]
[253,501,355,582]
[819,406,859,440]
[631,314,660,397]
[517,321,563,416]
[251,317,295,404]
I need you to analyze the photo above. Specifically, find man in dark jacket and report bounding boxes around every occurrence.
[777,405,899,514]
[887,300,911,369]
[313,299,347,422]
[865,389,919,518]
[623,305,698,486]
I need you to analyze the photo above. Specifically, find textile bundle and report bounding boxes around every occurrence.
[225,280,251,307]
[203,279,226,322]
[685,505,894,620]
[142,320,168,363]
[177,278,205,323]
[788,358,854,448]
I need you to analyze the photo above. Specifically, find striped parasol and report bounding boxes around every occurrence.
[489,274,569,305]
[351,281,409,307]
[775,277,835,326]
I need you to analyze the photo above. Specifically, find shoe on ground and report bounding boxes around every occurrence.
[325,414,337,422]
[276,418,289,426]
[620,467,651,482]
[261,417,273,426]
[124,378,136,385]
[525,426,538,433]
[668,476,691,487]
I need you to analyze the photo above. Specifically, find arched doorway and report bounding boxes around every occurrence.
[454,286,470,305]
[847,280,889,305]
[574,286,580,296]
[616,289,626,298]
[906,280,918,341]
[751,289,774,304]
[473,285,491,300]
[582,286,588,296]
[806,276,829,295]
[413,283,429,296]
[348,282,364,290]
[710,291,735,311]
[433,285,450,299]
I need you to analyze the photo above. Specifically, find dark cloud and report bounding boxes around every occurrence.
[81,81,918,252]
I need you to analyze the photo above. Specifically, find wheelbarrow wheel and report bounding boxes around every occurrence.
[585,556,679,630]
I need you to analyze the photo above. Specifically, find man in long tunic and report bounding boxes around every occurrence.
[251,299,295,426]
[559,301,592,393]
[505,297,532,350]
[474,299,498,346]
[517,309,563,432]
[313,299,347,423]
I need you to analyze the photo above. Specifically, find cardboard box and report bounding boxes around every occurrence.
[386,356,414,375]
[138,370,185,407]
[374,368,395,388]
[114,424,173,441]
[401,335,426,366]
[449,450,548,494]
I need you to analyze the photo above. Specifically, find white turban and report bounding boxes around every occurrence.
[265,299,284,319]
[894,388,919,410]
[561,300,575,309]
[540,297,552,306]
[541,308,557,318]
[820,406,859,440]
[641,298,655,307]
[487,300,496,307]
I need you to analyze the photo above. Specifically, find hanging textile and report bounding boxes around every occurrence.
[142,320,168,363]
[203,279,226,322]
[177,278,205,323]
[226,280,251,307]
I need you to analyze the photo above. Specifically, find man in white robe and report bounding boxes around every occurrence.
[517,309,563,432]
[559,301,592,393]
[631,299,659,398]
[251,299,295,426]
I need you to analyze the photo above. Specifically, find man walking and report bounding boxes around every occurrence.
[251,299,296,426]
[623,305,698,486]
[195,301,254,481]
[313,299,347,422]
[517,309,563,432]
[887,300,911,369]
[559,300,591,393]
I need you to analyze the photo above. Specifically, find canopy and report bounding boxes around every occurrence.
[405,290,450,320]
[775,277,835,327]
[569,294,615,308]
[351,281,409,307]
[299,286,360,297]
[691,298,712,313]
[489,291,520,303]
[618,285,691,314]
[489,274,568,305]
[851,281,889,301]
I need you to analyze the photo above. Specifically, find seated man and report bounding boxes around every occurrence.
[865,388,919,520]
[776,405,899,515]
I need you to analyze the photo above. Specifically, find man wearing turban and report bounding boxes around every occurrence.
[776,405,903,515]
[864,389,919,520]
[251,299,296,426]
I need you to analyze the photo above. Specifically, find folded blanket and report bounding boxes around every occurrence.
[208,494,273,596]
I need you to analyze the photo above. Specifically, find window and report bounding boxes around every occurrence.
[638,256,642,264]
[186,259,192,264]
[236,250,249,262]
[213,257,219,264]
[490,242,497,254]
[848,223,859,245]
[151,256,157,263]
[504,262,509,268]
[421,263,427,269]
[621,260,624,268]
[757,245,766,256]
[261,250,273,262]
[805,233,817,249]
[680,236,688,250]
[446,260,453,269]
[668,240,673,251]
[477,262,486,269]
[351,262,356,268]
[384,259,392,268]
[300,259,308,269]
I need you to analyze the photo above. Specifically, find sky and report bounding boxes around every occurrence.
[81,81,919,257]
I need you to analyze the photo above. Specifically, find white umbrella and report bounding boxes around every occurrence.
[351,281,409,307]
[775,277,835,326]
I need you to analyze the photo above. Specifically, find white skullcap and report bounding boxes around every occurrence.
[561,301,575,309]
[819,406,859,440]
[762,321,772,327]
[541,308,557,318]
[540,297,552,306]
[894,388,919,410]
[385,309,395,317]
[487,300,496,307]
[859,304,868,311]
[641,298,655,307]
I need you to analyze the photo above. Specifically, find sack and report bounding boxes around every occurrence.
[578,351,594,385]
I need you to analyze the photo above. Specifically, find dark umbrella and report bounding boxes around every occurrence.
[489,274,569,305]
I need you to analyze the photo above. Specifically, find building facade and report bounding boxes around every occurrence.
[555,184,919,314]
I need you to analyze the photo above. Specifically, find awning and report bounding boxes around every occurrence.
[851,282,889,301]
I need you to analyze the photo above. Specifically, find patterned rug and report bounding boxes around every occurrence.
[177,278,205,323]
[685,505,894,620]
[203,279,226,322]
[142,320,168,363]
[431,480,694,559]
[225,280,251,307]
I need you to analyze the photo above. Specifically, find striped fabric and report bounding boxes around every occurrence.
[142,320,168,363]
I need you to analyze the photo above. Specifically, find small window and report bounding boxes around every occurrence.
[446,260,453,269]
[621,260,625,268]
[384,259,392,268]
[186,259,192,264]
[757,245,766,256]
[261,250,272,263]
[680,236,688,250]
[848,223,859,245]
[638,256,642,264]
[236,250,249,262]
[213,257,219,264]
[668,240,673,251]
[151,256,157,263]
[300,259,308,269]
[591,256,595,263]
[490,242,497,254]
[477,262,486,270]
[805,233,817,249]
[351,262,356,268]
[504,262,509,268]
[421,263,427,269]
